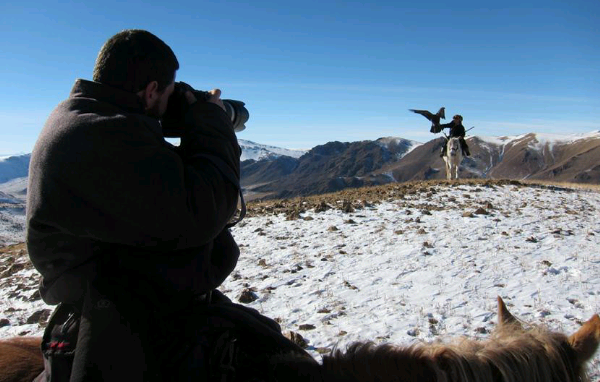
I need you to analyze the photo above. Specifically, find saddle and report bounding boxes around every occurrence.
[440,137,470,157]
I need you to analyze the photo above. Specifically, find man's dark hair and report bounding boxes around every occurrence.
[93,29,179,93]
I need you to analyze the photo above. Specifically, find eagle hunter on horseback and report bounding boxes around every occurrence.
[439,115,470,180]
[408,108,471,157]
[2,297,599,381]
[438,114,471,158]
[409,108,471,179]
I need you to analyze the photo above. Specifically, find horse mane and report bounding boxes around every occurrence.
[321,323,586,382]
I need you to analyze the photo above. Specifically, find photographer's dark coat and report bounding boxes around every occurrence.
[27,79,245,380]
[27,79,241,306]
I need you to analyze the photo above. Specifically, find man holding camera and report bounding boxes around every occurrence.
[27,29,310,381]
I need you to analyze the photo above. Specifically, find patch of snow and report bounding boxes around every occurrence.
[0,177,28,201]
[531,131,600,152]
[382,172,396,181]
[0,154,30,184]
[476,134,530,147]
[476,130,600,153]
[375,137,423,158]
[0,206,26,245]
[239,139,307,161]
[1,184,598,378]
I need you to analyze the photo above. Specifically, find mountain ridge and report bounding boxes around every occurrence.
[2,131,599,201]
[243,131,600,199]
[239,139,307,162]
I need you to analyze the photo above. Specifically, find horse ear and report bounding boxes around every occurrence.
[568,314,600,364]
[497,296,520,328]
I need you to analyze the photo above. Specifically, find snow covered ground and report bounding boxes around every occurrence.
[0,199,26,247]
[1,182,599,378]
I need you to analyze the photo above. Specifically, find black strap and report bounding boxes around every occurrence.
[209,331,237,382]
[188,153,246,227]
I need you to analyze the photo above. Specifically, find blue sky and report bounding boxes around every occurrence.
[1,0,599,155]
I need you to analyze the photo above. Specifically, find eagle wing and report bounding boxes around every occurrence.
[438,107,446,119]
[409,109,435,121]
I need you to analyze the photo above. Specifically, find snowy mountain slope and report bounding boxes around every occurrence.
[242,137,422,200]
[477,130,600,151]
[0,177,27,201]
[0,181,599,378]
[239,139,307,161]
[0,154,30,184]
[0,143,304,186]
[390,130,600,185]
[374,136,422,159]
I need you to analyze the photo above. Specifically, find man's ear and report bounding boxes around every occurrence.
[137,81,160,110]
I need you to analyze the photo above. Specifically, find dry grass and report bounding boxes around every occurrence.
[244,178,598,218]
[521,179,600,192]
[0,242,27,255]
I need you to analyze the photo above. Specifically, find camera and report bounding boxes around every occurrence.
[161,81,249,137]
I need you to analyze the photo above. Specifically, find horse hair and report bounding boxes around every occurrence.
[0,337,44,382]
[317,323,585,382]
[0,300,596,382]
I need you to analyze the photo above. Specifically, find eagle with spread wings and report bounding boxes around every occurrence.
[409,107,446,133]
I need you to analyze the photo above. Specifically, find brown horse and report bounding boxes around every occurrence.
[1,297,598,382]
[306,297,600,382]
[0,336,43,382]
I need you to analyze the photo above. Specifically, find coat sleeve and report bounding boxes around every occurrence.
[30,100,241,251]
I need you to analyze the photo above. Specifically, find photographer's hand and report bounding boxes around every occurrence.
[206,89,226,111]
[184,88,225,111]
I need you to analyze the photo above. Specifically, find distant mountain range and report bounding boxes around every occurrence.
[241,131,600,200]
[241,137,420,199]
[387,132,600,184]
[1,132,599,202]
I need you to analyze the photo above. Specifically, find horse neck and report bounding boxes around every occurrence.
[321,343,443,382]
[319,332,587,382]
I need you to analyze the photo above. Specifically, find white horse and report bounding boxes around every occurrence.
[443,137,463,180]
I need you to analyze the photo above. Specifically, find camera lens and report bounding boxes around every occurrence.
[162,82,249,137]
[222,100,248,132]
